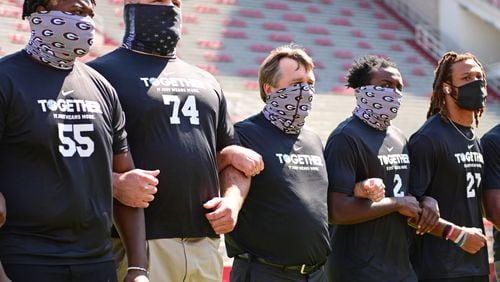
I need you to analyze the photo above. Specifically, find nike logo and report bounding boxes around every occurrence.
[387,146,394,152]
[61,90,74,96]
[467,144,474,150]
[293,144,303,151]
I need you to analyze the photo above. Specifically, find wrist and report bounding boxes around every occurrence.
[127,266,149,277]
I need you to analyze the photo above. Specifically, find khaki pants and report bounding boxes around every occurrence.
[112,237,223,282]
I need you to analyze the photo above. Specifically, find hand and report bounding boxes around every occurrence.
[203,196,239,234]
[0,192,6,227]
[219,145,264,177]
[415,196,440,235]
[395,196,421,220]
[460,227,487,254]
[123,272,149,282]
[354,178,385,202]
[0,262,11,282]
[113,169,160,208]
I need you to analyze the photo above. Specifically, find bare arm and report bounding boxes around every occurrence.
[0,192,11,282]
[204,165,251,234]
[113,153,149,282]
[112,152,159,208]
[483,189,500,229]
[328,191,421,225]
[217,145,264,176]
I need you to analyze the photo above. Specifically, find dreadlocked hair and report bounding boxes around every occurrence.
[22,0,96,19]
[428,51,486,127]
[346,55,397,89]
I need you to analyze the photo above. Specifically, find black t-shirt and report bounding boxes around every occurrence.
[409,114,489,279]
[324,116,416,282]
[225,113,330,265]
[0,51,128,265]
[481,124,500,262]
[90,48,235,239]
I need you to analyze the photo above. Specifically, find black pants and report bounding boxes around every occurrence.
[230,257,326,282]
[3,261,117,282]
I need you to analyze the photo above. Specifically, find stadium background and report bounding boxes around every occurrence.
[0,0,499,280]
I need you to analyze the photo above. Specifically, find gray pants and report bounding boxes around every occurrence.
[230,257,326,282]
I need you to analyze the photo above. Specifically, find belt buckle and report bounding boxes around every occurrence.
[300,264,307,275]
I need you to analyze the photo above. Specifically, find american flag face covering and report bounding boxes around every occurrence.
[262,82,314,134]
[353,85,402,131]
[25,10,95,70]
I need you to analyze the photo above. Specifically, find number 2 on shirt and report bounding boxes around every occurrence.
[465,172,480,198]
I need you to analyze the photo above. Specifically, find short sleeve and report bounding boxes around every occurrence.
[324,133,357,194]
[109,86,129,154]
[408,133,436,197]
[482,133,500,190]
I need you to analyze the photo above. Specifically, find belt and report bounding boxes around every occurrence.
[235,253,325,275]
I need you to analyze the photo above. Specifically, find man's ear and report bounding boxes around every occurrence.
[263,84,273,95]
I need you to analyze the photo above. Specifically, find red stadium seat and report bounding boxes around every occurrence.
[0,6,21,17]
[222,30,247,39]
[262,22,287,31]
[334,50,353,59]
[378,32,396,40]
[255,56,267,64]
[307,5,321,13]
[239,9,264,18]
[373,11,387,19]
[314,61,325,69]
[305,26,330,35]
[314,38,334,46]
[183,14,199,24]
[350,29,364,38]
[342,62,352,70]
[411,67,426,76]
[238,68,259,77]
[249,44,275,53]
[340,8,353,16]
[358,41,372,49]
[243,80,259,90]
[15,22,30,32]
[197,39,224,50]
[195,4,219,14]
[9,33,26,44]
[203,52,233,62]
[268,33,294,43]
[358,1,372,9]
[263,2,289,10]
[222,18,247,28]
[406,56,420,64]
[390,44,404,51]
[320,0,333,3]
[215,0,236,4]
[329,18,351,26]
[283,13,306,22]
[378,22,401,30]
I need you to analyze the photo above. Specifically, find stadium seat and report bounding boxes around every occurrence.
[222,18,247,28]
[195,4,219,14]
[222,30,247,39]
[263,2,289,10]
[243,80,259,91]
[320,0,333,4]
[358,1,372,9]
[373,11,387,19]
[351,29,365,38]
[340,8,354,17]
[268,33,294,43]
[411,67,426,76]
[334,50,353,59]
[379,32,396,40]
[342,62,352,70]
[329,18,351,26]
[183,14,199,24]
[314,61,325,69]
[238,68,258,77]
[282,13,307,22]
[9,33,26,44]
[255,56,267,64]
[390,44,404,51]
[358,41,372,49]
[203,52,233,62]
[314,38,334,46]
[249,44,275,53]
[406,56,420,64]
[262,22,287,31]
[238,9,264,18]
[305,26,330,35]
[215,0,236,5]
[307,5,321,13]
[378,21,401,30]
[197,39,224,50]
[15,22,30,32]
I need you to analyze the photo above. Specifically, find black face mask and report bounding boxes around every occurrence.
[122,4,181,57]
[451,80,487,110]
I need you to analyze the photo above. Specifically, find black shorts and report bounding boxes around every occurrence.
[3,260,117,282]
